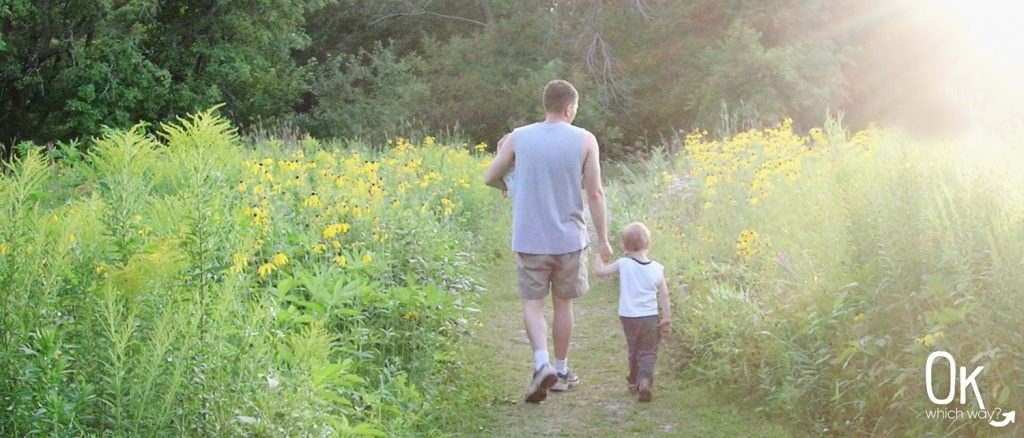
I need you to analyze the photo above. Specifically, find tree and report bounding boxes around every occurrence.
[0,0,329,158]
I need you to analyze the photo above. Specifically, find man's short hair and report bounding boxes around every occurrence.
[543,80,578,114]
[621,222,651,252]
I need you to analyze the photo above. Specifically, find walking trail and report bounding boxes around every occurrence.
[454,253,794,437]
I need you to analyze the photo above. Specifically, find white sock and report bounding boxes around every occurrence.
[534,350,549,371]
[554,358,568,374]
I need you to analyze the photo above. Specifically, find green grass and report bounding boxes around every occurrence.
[445,251,794,437]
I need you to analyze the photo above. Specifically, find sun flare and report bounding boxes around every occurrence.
[935,0,1024,67]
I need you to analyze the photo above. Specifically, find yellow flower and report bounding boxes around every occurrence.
[735,229,760,260]
[915,331,943,347]
[440,198,455,216]
[0,242,8,255]
[474,142,487,152]
[312,243,327,253]
[403,310,420,320]
[423,136,436,147]
[853,313,863,322]
[302,194,322,209]
[132,214,143,222]
[272,252,289,267]
[323,223,351,239]
[333,255,347,267]
[362,253,372,263]
[258,263,276,279]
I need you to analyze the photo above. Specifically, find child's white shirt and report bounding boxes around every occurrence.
[616,257,664,317]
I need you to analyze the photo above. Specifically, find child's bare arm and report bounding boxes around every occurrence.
[593,255,619,277]
[657,279,672,333]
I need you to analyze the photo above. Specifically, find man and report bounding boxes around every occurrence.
[484,79,613,403]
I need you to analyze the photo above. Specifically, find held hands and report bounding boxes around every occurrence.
[657,318,672,335]
[598,240,613,263]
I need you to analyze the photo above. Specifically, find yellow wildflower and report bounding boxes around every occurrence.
[229,253,249,274]
[272,252,289,267]
[736,229,760,260]
[258,263,276,279]
[302,194,323,209]
[323,223,351,239]
[333,255,347,267]
[914,331,944,347]
[0,242,8,255]
[440,198,455,216]
[362,253,372,263]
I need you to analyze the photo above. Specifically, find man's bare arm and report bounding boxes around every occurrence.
[484,133,514,190]
[582,132,612,261]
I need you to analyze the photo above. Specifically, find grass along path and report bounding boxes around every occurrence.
[452,252,794,437]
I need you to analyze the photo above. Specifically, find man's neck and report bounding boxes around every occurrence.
[543,113,570,124]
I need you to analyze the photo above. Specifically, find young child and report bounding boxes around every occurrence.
[594,222,671,402]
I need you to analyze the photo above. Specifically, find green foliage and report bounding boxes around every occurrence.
[0,109,498,435]
[614,119,1024,435]
[4,0,860,157]
[0,0,329,156]
[297,42,428,141]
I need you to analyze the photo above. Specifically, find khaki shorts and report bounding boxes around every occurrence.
[516,250,589,300]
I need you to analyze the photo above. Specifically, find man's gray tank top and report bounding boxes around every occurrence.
[510,121,589,255]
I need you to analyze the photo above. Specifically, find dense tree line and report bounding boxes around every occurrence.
[0,0,974,158]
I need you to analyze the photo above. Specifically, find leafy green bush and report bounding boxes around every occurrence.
[0,108,500,435]
[613,119,1024,435]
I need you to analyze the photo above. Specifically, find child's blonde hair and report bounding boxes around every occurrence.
[621,222,651,252]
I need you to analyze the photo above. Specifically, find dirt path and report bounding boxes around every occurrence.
[456,254,793,437]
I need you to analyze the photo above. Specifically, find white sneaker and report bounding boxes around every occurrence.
[525,364,558,403]
[550,369,580,392]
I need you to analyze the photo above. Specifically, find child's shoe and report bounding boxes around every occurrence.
[637,378,652,402]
